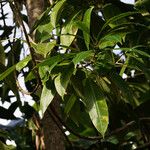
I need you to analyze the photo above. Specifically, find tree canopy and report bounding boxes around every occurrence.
[0,0,150,149]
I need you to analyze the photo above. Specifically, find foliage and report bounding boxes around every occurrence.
[0,0,150,149]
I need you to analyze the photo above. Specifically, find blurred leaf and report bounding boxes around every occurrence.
[36,55,63,68]
[100,11,138,34]
[103,3,127,28]
[16,55,31,71]
[0,42,5,65]
[83,79,109,136]
[72,50,93,65]
[83,6,94,50]
[109,72,136,106]
[0,65,15,81]
[99,32,127,49]
[64,94,77,115]
[135,0,150,11]
[51,0,66,27]
[32,41,56,57]
[0,141,16,150]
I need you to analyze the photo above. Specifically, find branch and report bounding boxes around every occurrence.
[49,105,150,141]
[9,0,41,94]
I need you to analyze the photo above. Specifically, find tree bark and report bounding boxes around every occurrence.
[25,0,65,149]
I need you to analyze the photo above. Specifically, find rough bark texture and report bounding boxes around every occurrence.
[25,0,65,149]
[43,97,65,150]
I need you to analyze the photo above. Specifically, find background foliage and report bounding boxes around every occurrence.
[0,0,150,149]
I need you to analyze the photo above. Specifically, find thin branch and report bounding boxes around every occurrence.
[9,0,42,94]
[50,105,102,141]
[49,105,150,141]
[16,78,39,95]
[9,1,36,66]
[1,2,13,49]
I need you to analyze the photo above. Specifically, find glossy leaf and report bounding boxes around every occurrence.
[54,64,74,98]
[60,20,78,50]
[83,79,109,136]
[40,81,56,116]
[83,6,94,50]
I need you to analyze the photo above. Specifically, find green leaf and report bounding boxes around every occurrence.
[109,72,136,106]
[51,0,66,28]
[135,0,150,11]
[0,55,32,81]
[40,81,56,116]
[83,79,109,136]
[103,3,127,28]
[100,11,138,35]
[64,94,77,115]
[83,6,94,50]
[0,42,5,65]
[72,50,93,65]
[37,55,63,68]
[16,55,31,71]
[0,141,16,150]
[54,63,74,98]
[60,20,78,51]
[99,32,127,49]
[0,65,16,81]
[32,41,56,57]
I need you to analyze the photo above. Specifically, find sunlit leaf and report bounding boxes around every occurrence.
[51,0,66,27]
[16,55,31,71]
[0,141,16,150]
[60,20,78,51]
[32,41,56,57]
[40,81,56,116]
[72,50,93,65]
[0,65,16,81]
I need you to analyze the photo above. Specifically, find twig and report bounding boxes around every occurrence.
[9,0,41,94]
[16,78,39,95]
[1,2,13,49]
[49,105,150,141]
[9,1,36,66]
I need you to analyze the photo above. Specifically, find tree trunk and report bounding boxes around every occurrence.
[25,0,65,149]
